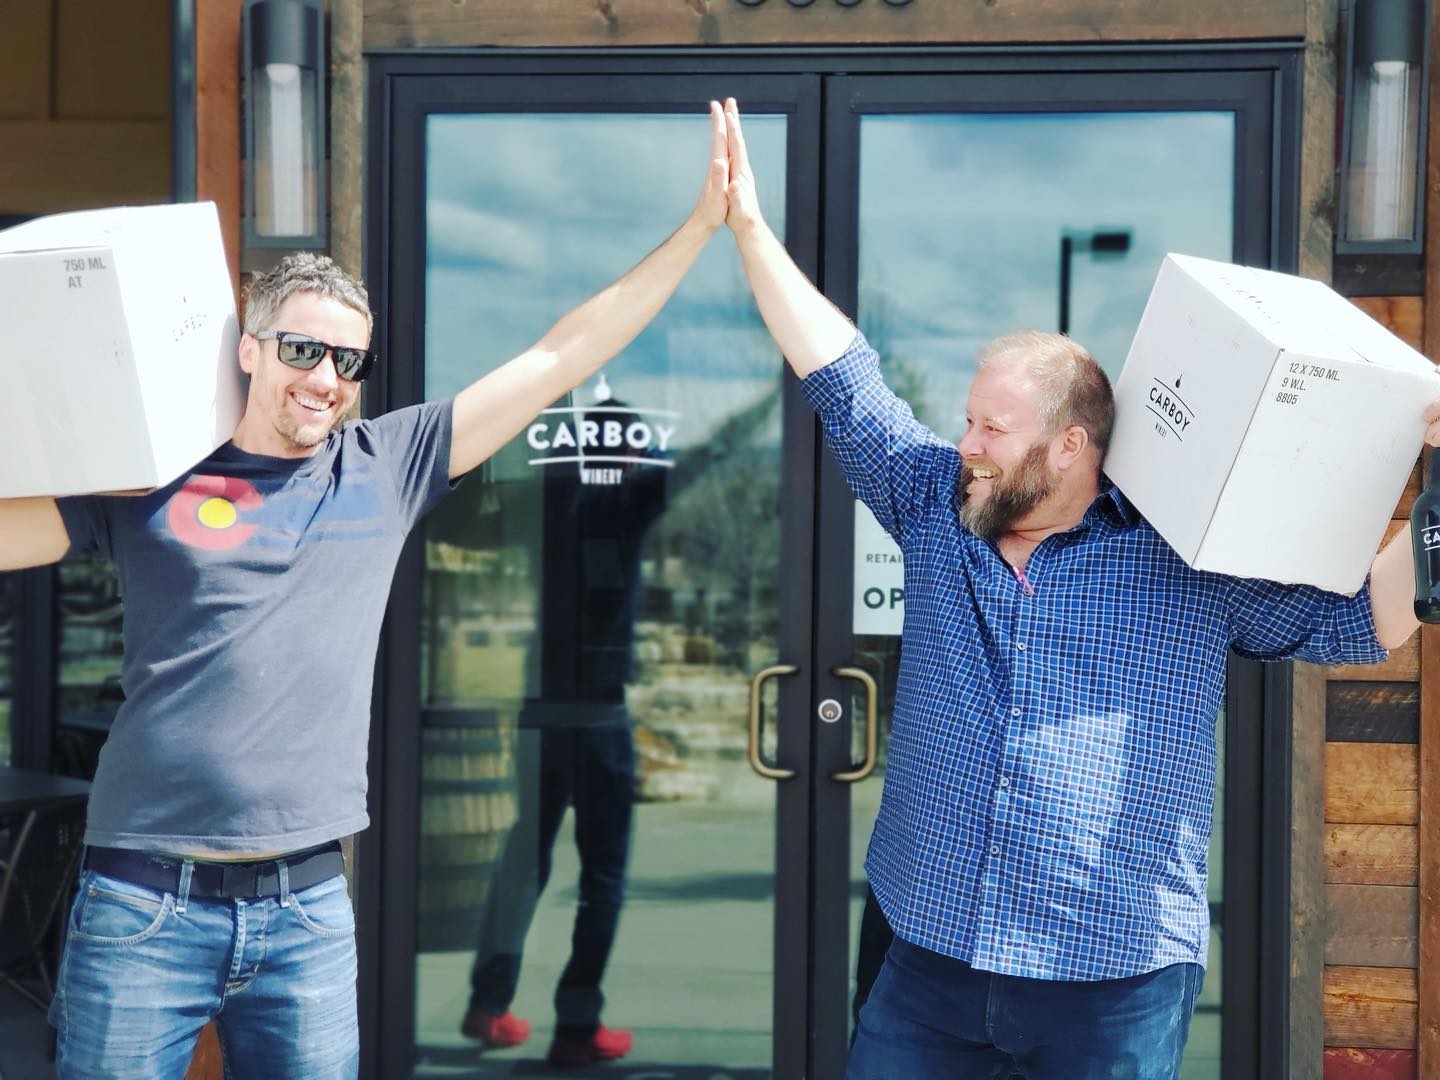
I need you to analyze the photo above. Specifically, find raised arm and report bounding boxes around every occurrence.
[1368,399,1440,648]
[0,497,71,571]
[722,98,857,377]
[447,102,731,480]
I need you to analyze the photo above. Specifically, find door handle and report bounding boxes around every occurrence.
[831,666,878,783]
[747,664,799,780]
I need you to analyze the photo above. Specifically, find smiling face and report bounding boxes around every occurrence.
[234,292,369,457]
[956,361,1061,540]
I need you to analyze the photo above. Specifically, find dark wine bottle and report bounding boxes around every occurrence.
[1413,452,1440,623]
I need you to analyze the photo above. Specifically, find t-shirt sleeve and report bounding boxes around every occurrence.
[356,400,457,531]
[1224,574,1388,665]
[55,495,115,560]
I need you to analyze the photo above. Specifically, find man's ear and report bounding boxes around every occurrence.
[238,332,259,376]
[1056,424,1090,469]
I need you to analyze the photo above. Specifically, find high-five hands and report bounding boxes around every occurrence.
[692,101,731,231]
[722,98,766,239]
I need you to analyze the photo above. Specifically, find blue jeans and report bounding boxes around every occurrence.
[470,724,635,1038]
[847,938,1203,1080]
[49,866,358,1079]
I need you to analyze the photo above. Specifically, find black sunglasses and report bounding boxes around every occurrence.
[253,330,378,383]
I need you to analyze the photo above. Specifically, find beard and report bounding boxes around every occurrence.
[958,439,1057,541]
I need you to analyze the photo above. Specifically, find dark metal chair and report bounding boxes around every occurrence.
[0,800,86,1010]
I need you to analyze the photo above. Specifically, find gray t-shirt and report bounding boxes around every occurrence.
[57,401,454,854]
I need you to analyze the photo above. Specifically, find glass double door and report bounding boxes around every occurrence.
[370,60,1290,1080]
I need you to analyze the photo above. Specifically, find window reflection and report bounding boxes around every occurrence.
[415,112,788,1074]
[55,554,124,779]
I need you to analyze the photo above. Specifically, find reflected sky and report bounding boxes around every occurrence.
[426,112,789,477]
[859,112,1233,439]
[426,109,1234,452]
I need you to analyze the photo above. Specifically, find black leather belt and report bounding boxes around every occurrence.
[84,841,344,900]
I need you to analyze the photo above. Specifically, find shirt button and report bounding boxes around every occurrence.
[990,845,1001,856]
[1011,707,1021,717]
[999,777,1010,788]
[1016,642,1026,651]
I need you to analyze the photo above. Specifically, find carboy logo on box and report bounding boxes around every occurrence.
[1145,372,1195,443]
[525,374,680,487]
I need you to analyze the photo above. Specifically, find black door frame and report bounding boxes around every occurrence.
[365,44,1302,1080]
[365,66,825,1080]
[811,64,1301,1080]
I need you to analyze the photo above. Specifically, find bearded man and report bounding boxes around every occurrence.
[718,99,1433,1080]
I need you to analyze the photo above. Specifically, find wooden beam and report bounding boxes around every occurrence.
[196,0,242,305]
[331,0,364,283]
[1326,824,1419,887]
[1324,966,1417,1049]
[362,0,1308,48]
[1421,0,1440,1070]
[1326,884,1418,968]
[1326,742,1419,826]
[0,121,170,214]
[1300,2,1340,1072]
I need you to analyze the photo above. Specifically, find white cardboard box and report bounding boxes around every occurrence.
[0,202,243,498]
[1105,253,1439,594]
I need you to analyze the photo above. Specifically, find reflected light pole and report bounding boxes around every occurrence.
[1059,228,1133,335]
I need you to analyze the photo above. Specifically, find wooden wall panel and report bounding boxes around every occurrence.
[1325,743,1419,826]
[1326,684,1420,744]
[0,0,53,119]
[363,0,1308,48]
[0,121,170,214]
[1322,1048,1417,1080]
[1326,884,1418,968]
[1324,966,1417,1049]
[1330,639,1420,684]
[1419,625,1440,1073]
[1351,297,1424,351]
[1326,825,1419,887]
[54,0,171,119]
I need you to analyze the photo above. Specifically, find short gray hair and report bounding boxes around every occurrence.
[979,331,1114,455]
[242,253,372,338]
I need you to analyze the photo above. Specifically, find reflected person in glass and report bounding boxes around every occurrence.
[459,394,665,1068]
[718,98,1436,1080]
[0,104,734,1080]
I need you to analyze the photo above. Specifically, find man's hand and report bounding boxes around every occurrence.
[723,98,766,239]
[1424,397,1440,448]
[691,100,730,231]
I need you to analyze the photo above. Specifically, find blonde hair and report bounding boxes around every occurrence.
[979,331,1114,454]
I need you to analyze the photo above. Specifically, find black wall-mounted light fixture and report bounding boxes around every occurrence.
[1337,0,1429,255]
[243,0,326,252]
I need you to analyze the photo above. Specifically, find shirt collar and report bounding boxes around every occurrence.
[1084,478,1141,531]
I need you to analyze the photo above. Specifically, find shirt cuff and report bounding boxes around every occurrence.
[800,331,881,413]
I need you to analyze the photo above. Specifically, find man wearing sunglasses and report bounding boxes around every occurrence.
[0,101,734,1080]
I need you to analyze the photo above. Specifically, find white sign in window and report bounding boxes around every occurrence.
[853,501,904,636]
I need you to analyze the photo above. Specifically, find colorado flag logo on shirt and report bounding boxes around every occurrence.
[166,475,262,550]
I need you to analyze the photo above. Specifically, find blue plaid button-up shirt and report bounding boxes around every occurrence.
[804,334,1386,982]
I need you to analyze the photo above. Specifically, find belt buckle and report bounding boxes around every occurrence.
[219,862,262,898]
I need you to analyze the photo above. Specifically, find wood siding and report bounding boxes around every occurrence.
[363,0,1308,49]
[1323,289,1432,1070]
[0,0,171,214]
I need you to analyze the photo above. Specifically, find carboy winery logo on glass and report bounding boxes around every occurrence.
[525,374,680,486]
